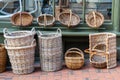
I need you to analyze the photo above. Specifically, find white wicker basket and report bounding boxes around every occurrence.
[5,39,36,74]
[3,28,35,47]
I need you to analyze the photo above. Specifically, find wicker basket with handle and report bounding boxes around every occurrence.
[3,28,35,47]
[11,12,33,27]
[58,10,80,28]
[5,39,36,74]
[65,48,84,69]
[0,44,7,73]
[37,14,55,27]
[86,11,104,28]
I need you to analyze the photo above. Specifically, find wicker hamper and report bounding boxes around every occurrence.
[3,28,35,47]
[86,11,104,28]
[0,44,7,73]
[11,12,33,27]
[38,28,63,71]
[65,48,84,69]
[37,14,55,27]
[5,39,36,74]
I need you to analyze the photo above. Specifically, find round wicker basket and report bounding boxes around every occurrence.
[0,44,7,73]
[11,12,33,27]
[37,14,55,27]
[86,11,104,28]
[65,48,84,69]
[58,10,80,28]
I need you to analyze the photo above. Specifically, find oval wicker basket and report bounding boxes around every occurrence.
[65,48,84,69]
[3,28,35,47]
[5,39,36,74]
[0,44,7,73]
[37,14,55,27]
[58,10,80,28]
[86,11,104,28]
[11,12,33,27]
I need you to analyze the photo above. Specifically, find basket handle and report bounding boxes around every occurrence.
[31,39,36,46]
[37,31,42,36]
[84,49,97,54]
[93,11,96,27]
[68,10,72,27]
[57,28,62,35]
[66,48,83,54]
[3,28,10,36]
[44,14,47,27]
[31,27,36,34]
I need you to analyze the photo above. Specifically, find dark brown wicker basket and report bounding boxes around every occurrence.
[37,14,55,27]
[65,48,84,69]
[86,11,104,28]
[11,12,33,27]
[58,10,80,28]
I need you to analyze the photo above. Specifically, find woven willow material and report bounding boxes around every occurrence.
[37,14,55,27]
[5,40,36,74]
[58,10,80,28]
[38,28,63,71]
[86,11,104,28]
[65,48,84,69]
[0,44,7,73]
[11,12,33,27]
[3,28,35,47]
[89,33,117,69]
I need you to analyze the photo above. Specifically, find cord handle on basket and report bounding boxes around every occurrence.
[67,48,83,54]
[3,28,11,36]
[57,28,62,35]
[31,27,36,34]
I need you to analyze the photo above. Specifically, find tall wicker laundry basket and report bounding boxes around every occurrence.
[38,28,63,71]
[5,39,36,74]
[0,44,7,73]
[3,28,35,47]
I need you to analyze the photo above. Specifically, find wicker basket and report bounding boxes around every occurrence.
[58,10,80,28]
[11,12,33,27]
[65,48,84,69]
[37,14,55,27]
[38,28,63,71]
[5,39,36,74]
[3,28,35,47]
[86,11,104,28]
[0,44,7,73]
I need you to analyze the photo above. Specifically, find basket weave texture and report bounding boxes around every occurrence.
[88,33,117,69]
[58,10,80,27]
[11,12,33,27]
[86,11,104,28]
[37,14,55,27]
[38,28,63,71]
[5,40,36,74]
[3,28,35,47]
[0,44,7,73]
[65,48,84,69]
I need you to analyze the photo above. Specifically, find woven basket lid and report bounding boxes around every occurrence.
[11,12,33,27]
[86,11,104,28]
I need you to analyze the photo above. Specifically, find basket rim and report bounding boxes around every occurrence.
[11,12,33,27]
[86,11,104,28]
[37,14,55,26]
[58,12,80,27]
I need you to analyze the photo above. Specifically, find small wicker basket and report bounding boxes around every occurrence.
[65,48,84,69]
[3,28,35,47]
[11,12,33,27]
[37,14,55,27]
[0,44,7,73]
[86,11,104,28]
[58,10,80,28]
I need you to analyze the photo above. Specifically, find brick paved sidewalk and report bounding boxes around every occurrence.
[0,60,120,80]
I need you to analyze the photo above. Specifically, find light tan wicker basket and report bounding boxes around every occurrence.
[65,48,84,69]
[38,28,63,71]
[0,44,7,73]
[37,14,55,27]
[11,12,33,27]
[58,10,80,28]
[5,39,36,74]
[86,11,104,28]
[3,28,35,47]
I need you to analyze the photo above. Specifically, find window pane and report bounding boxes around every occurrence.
[0,0,21,18]
[85,0,112,20]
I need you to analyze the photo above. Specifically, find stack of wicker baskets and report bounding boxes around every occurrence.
[3,28,36,74]
[38,28,63,71]
[0,44,7,73]
[65,48,84,69]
